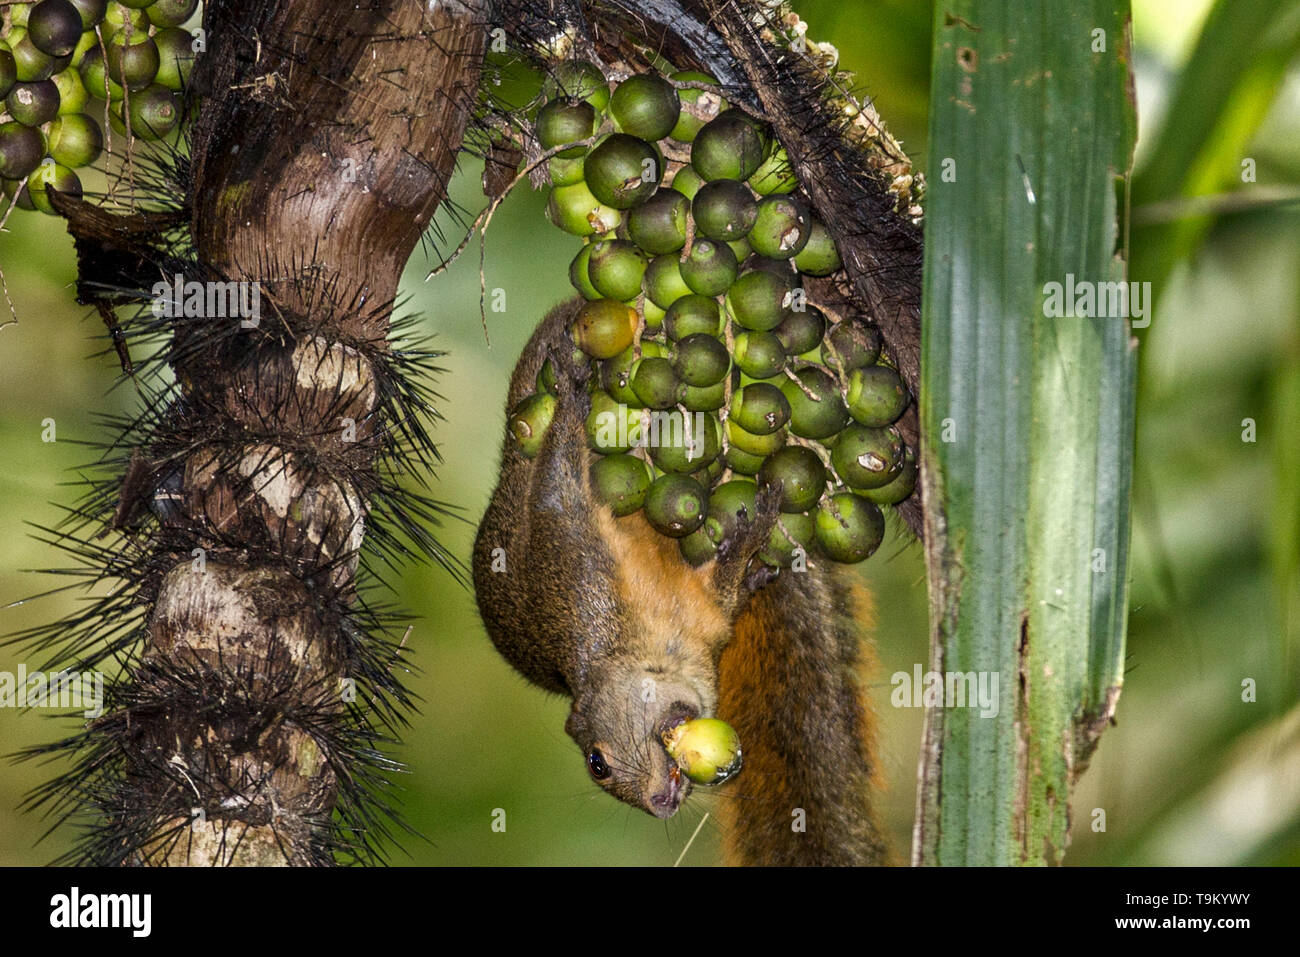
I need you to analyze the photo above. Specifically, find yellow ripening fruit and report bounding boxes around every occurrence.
[663,717,742,784]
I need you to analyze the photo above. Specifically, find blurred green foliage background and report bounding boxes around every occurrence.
[0,0,1296,865]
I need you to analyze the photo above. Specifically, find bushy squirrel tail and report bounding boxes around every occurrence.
[715,568,890,866]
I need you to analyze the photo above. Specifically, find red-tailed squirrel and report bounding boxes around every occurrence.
[473,298,889,865]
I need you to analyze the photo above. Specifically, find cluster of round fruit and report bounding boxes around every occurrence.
[509,63,918,568]
[0,0,198,214]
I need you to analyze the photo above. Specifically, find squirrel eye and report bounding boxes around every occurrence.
[587,749,611,780]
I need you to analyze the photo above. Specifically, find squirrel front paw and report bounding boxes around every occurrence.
[711,481,783,617]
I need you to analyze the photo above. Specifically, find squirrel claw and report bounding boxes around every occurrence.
[547,341,593,420]
[742,562,780,593]
[549,340,592,394]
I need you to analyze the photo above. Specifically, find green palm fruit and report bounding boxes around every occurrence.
[779,367,849,439]
[631,355,679,409]
[821,318,882,372]
[569,243,600,299]
[669,163,704,200]
[831,423,905,489]
[586,239,648,301]
[610,73,680,141]
[793,217,842,276]
[643,252,692,310]
[6,79,60,126]
[123,83,179,139]
[45,112,101,166]
[726,267,796,331]
[672,332,730,387]
[757,445,826,513]
[732,330,786,379]
[145,0,198,27]
[760,511,815,567]
[9,28,65,81]
[662,294,720,339]
[0,121,45,178]
[846,365,909,427]
[749,194,811,259]
[773,305,825,357]
[677,378,727,412]
[644,473,708,537]
[678,238,737,296]
[725,417,786,457]
[692,179,757,241]
[536,98,597,157]
[27,0,83,57]
[100,1,148,41]
[723,444,765,475]
[650,409,721,473]
[152,26,195,91]
[508,393,556,458]
[586,393,645,453]
[535,358,558,395]
[547,179,620,235]
[663,717,742,785]
[601,340,662,405]
[815,493,884,563]
[27,158,82,213]
[668,70,724,142]
[857,442,917,505]
[51,65,88,113]
[70,30,98,66]
[626,188,689,254]
[729,382,791,435]
[547,152,586,187]
[748,146,797,195]
[79,48,125,101]
[691,111,767,181]
[704,478,758,546]
[105,31,158,91]
[679,525,718,565]
[584,132,661,209]
[643,297,666,332]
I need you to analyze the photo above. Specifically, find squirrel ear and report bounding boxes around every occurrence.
[564,701,584,734]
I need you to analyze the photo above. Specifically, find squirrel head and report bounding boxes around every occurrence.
[564,652,716,819]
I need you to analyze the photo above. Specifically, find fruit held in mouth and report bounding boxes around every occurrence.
[508,64,917,568]
[663,717,742,785]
